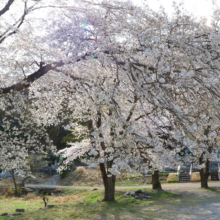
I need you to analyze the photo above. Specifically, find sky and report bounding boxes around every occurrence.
[134,0,219,23]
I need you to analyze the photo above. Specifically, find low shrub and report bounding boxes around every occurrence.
[76,167,88,175]
[59,168,72,179]
[0,179,14,196]
[4,186,14,197]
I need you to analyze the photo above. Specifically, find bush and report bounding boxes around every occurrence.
[76,167,88,175]
[4,186,14,197]
[0,179,13,196]
[59,169,71,179]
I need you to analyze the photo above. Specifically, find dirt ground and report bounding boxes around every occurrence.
[104,187,220,220]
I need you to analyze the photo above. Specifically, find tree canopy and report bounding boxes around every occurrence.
[1,0,220,199]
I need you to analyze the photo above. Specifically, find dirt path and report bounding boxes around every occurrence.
[94,188,220,220]
[139,188,220,220]
[25,181,220,189]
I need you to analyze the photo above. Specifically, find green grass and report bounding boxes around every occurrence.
[0,198,42,216]
[0,187,181,220]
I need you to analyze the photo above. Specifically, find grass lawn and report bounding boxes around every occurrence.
[0,188,181,220]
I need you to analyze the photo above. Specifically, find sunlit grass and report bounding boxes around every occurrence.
[0,187,181,220]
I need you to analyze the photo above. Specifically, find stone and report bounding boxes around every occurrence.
[130,192,135,197]
[47,205,55,208]
[13,213,22,216]
[123,190,152,201]
[1,213,8,216]
[135,189,143,193]
[16,209,25,213]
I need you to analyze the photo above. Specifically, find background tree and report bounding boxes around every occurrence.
[0,93,56,195]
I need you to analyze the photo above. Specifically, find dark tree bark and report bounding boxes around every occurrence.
[152,170,162,190]
[10,169,19,196]
[103,175,116,201]
[0,1,28,44]
[0,53,91,95]
[199,159,210,189]
[20,176,31,188]
[43,195,48,207]
[89,110,116,202]
[93,108,116,202]
[0,0,15,16]
[100,163,116,201]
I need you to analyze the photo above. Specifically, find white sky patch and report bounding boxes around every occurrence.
[133,0,219,23]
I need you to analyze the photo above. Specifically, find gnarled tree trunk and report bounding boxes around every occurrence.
[199,159,210,189]
[152,170,162,190]
[100,163,116,201]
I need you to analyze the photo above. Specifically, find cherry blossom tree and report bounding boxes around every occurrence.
[54,60,180,199]
[0,0,62,195]
[2,0,220,198]
[0,92,56,195]
[47,1,220,192]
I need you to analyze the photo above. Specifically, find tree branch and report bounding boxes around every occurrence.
[0,53,90,94]
[0,2,27,44]
[0,0,14,16]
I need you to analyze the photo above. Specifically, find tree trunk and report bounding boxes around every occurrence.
[100,163,116,201]
[152,170,162,190]
[20,176,31,188]
[199,159,210,189]
[10,170,19,196]
[103,175,116,201]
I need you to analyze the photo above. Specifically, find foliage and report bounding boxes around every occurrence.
[59,167,73,180]
[4,186,14,197]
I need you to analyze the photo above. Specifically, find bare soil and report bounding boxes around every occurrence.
[94,187,220,220]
